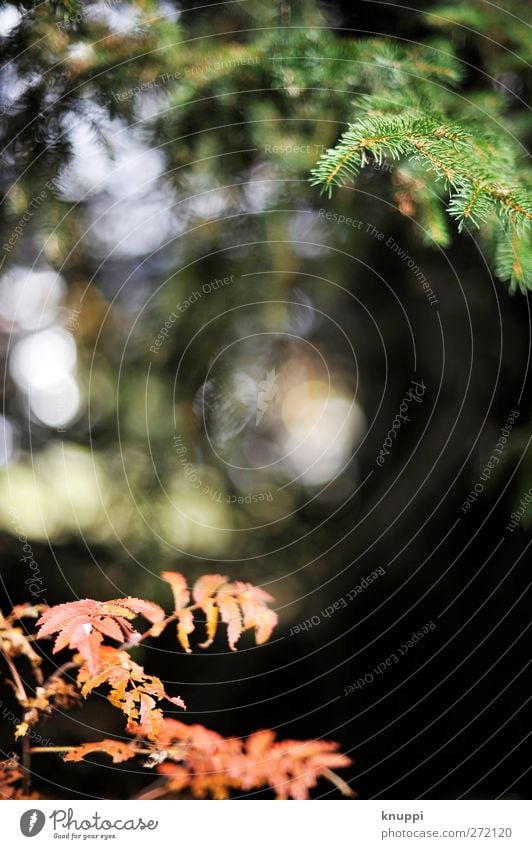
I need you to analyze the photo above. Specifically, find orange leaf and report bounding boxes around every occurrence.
[216,592,242,650]
[8,604,45,621]
[137,693,165,741]
[0,618,43,681]
[149,719,353,800]
[176,609,195,653]
[246,729,276,756]
[229,583,278,644]
[161,572,190,611]
[68,624,104,675]
[166,694,187,710]
[257,611,278,644]
[0,758,24,800]
[116,598,165,624]
[36,598,160,673]
[192,574,227,604]
[92,616,125,643]
[198,598,219,649]
[64,740,137,764]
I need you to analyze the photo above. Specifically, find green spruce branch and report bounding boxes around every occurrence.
[310,109,531,292]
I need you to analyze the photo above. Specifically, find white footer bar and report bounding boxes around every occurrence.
[5,800,531,848]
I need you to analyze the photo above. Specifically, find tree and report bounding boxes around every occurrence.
[0,573,352,799]
[1,0,530,802]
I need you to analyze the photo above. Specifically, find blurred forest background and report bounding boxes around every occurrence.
[0,0,531,799]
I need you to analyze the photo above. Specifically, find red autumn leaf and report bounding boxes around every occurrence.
[0,610,43,681]
[166,694,187,710]
[161,572,190,610]
[36,598,163,674]
[64,740,137,764]
[71,626,104,675]
[192,575,226,648]
[246,729,276,756]
[0,758,26,800]
[77,647,138,697]
[77,646,185,739]
[233,582,279,644]
[192,574,227,604]
[8,604,45,622]
[91,616,124,643]
[114,598,165,624]
[176,608,195,653]
[198,597,219,649]
[137,693,165,741]
[162,573,278,652]
[141,719,353,800]
[216,591,242,651]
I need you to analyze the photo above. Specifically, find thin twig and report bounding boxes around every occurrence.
[29,745,149,755]
[322,767,355,798]
[2,652,28,703]
[21,736,32,796]
[134,779,171,801]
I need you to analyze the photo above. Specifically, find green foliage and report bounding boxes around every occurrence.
[425,0,532,68]
[310,102,532,292]
[3,2,529,292]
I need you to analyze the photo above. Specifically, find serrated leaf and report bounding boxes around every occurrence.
[216,592,242,651]
[137,693,164,741]
[161,572,190,611]
[36,598,160,673]
[198,597,219,649]
[192,574,227,604]
[176,608,194,653]
[64,740,137,764]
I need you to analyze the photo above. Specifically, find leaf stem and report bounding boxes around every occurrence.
[134,779,171,801]
[2,652,28,703]
[322,767,355,798]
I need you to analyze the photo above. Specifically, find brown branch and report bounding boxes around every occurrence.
[464,183,483,219]
[29,745,151,755]
[134,779,171,801]
[21,736,32,796]
[2,652,28,703]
